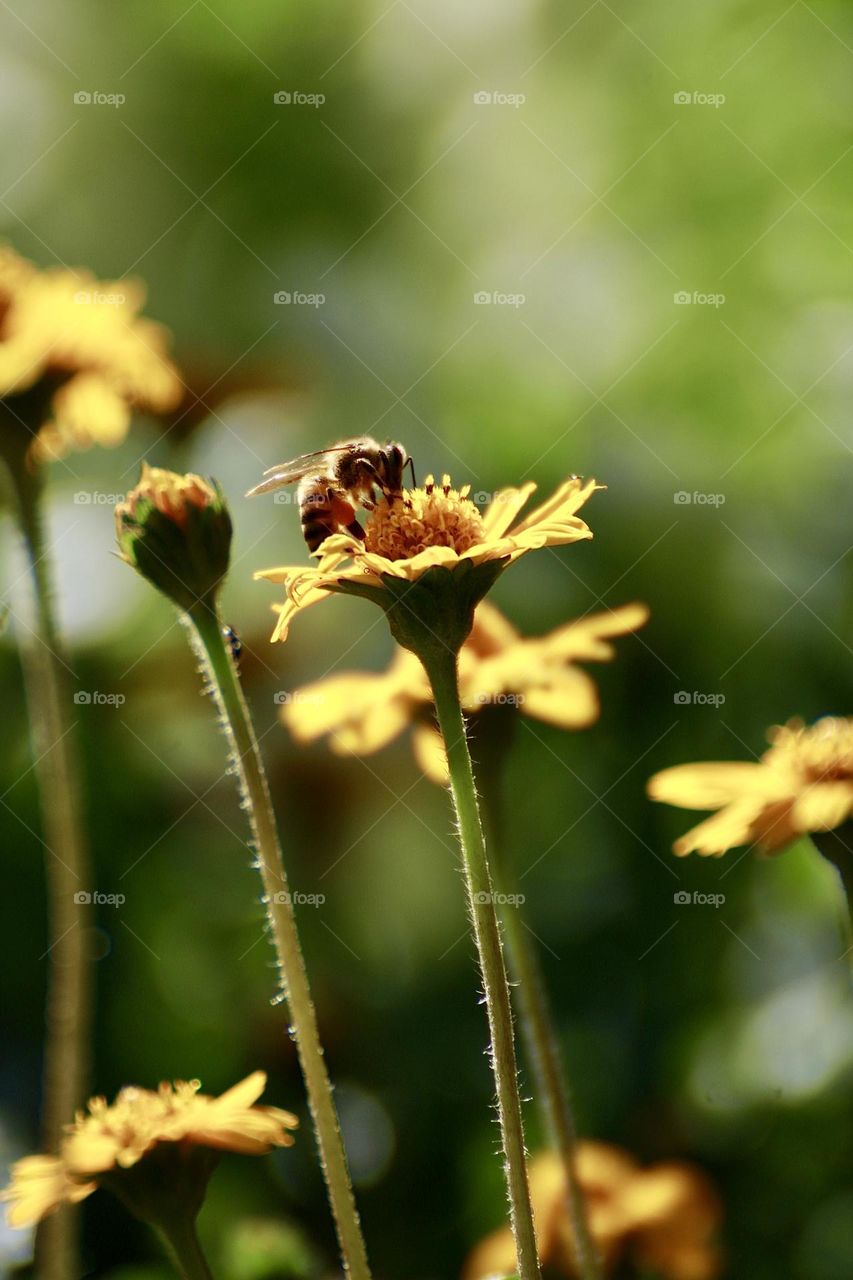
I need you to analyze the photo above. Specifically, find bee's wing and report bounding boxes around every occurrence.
[245,461,316,497]
[246,441,361,498]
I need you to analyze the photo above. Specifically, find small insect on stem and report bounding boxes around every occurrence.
[222,625,242,669]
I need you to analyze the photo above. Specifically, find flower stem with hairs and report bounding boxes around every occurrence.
[473,712,600,1280]
[412,639,540,1280]
[3,450,91,1280]
[188,602,371,1280]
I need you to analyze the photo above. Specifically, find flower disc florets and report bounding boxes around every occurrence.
[365,475,486,559]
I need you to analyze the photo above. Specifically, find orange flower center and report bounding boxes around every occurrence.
[363,474,485,560]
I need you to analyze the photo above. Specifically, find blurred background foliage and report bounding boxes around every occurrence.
[1,0,852,1276]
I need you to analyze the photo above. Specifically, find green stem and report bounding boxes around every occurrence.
[7,463,92,1280]
[157,1219,215,1280]
[471,719,600,1280]
[189,603,371,1280]
[495,868,602,1280]
[420,648,540,1280]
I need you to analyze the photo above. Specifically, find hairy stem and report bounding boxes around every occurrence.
[420,647,540,1280]
[472,720,601,1280]
[9,465,92,1280]
[188,603,371,1280]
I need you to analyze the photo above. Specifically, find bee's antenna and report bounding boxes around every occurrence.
[404,455,417,487]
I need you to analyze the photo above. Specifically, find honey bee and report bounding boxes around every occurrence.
[246,437,413,552]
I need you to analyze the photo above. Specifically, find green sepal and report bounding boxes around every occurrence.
[376,559,507,661]
[117,485,232,613]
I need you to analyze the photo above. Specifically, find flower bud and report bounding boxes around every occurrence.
[116,463,232,611]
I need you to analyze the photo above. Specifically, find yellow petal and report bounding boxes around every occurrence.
[480,483,538,538]
[540,602,650,663]
[673,798,770,857]
[1,1156,95,1228]
[648,762,787,810]
[520,671,600,729]
[411,722,449,784]
[212,1071,267,1109]
[791,781,853,833]
[509,476,602,536]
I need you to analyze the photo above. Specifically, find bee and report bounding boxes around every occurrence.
[246,437,413,552]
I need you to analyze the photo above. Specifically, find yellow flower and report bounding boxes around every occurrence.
[0,243,181,462]
[2,1071,297,1228]
[463,1145,722,1280]
[282,599,648,783]
[647,716,853,857]
[255,472,602,644]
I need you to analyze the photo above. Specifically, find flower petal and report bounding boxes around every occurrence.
[411,722,449,784]
[509,476,602,537]
[480,484,537,538]
[791,781,853,833]
[673,798,771,857]
[520,672,600,729]
[648,762,789,810]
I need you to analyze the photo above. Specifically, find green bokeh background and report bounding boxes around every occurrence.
[1,1,852,1277]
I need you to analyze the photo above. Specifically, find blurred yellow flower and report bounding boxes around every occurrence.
[463,1145,722,1280]
[2,1071,297,1228]
[647,716,853,857]
[282,599,648,783]
[0,243,181,462]
[255,473,602,644]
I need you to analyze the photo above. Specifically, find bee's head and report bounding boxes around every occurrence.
[381,441,412,492]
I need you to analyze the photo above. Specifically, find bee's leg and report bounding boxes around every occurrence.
[354,458,395,503]
[345,518,365,540]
